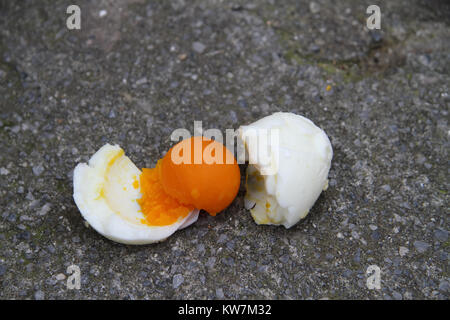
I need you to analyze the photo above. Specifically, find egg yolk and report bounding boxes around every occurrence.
[137,136,240,226]
[137,162,193,227]
[159,136,240,215]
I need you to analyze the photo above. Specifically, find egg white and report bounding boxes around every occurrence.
[239,112,333,228]
[73,144,199,244]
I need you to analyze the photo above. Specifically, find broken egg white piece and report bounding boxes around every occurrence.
[73,144,199,244]
[239,112,333,228]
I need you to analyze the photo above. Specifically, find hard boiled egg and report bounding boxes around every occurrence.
[73,144,199,245]
[73,137,240,244]
[239,112,333,228]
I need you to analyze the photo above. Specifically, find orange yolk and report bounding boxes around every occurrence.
[137,136,240,225]
[137,163,193,227]
[159,136,240,215]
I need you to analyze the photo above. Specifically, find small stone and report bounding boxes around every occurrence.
[309,44,320,53]
[418,54,431,67]
[172,274,184,289]
[381,185,391,192]
[371,231,381,241]
[439,280,449,292]
[415,154,426,165]
[39,203,52,216]
[328,179,336,187]
[99,10,107,17]
[7,213,16,222]
[0,264,6,276]
[55,273,66,281]
[0,167,9,175]
[309,2,320,14]
[192,41,206,54]
[279,254,289,264]
[229,110,238,124]
[32,165,44,176]
[178,53,187,61]
[34,290,45,300]
[369,224,378,231]
[337,232,344,239]
[404,291,413,299]
[216,288,224,298]
[341,269,352,278]
[353,248,361,263]
[143,280,152,287]
[222,257,235,267]
[258,265,269,273]
[135,78,148,86]
[18,231,31,240]
[206,257,216,268]
[237,99,248,108]
[413,240,431,253]
[196,243,205,253]
[108,110,116,118]
[434,228,448,242]
[399,246,409,257]
[29,199,40,210]
[392,291,402,300]
[218,234,228,243]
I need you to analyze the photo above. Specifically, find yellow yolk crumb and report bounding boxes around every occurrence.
[132,178,139,189]
[326,85,332,91]
[137,165,193,227]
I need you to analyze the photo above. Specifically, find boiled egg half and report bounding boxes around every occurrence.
[73,137,240,244]
[239,112,333,228]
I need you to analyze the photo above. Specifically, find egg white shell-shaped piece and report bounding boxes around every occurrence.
[239,112,333,228]
[73,144,199,244]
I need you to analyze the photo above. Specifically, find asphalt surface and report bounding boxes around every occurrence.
[0,0,448,299]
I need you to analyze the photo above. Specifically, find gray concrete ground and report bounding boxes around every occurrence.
[0,0,448,299]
